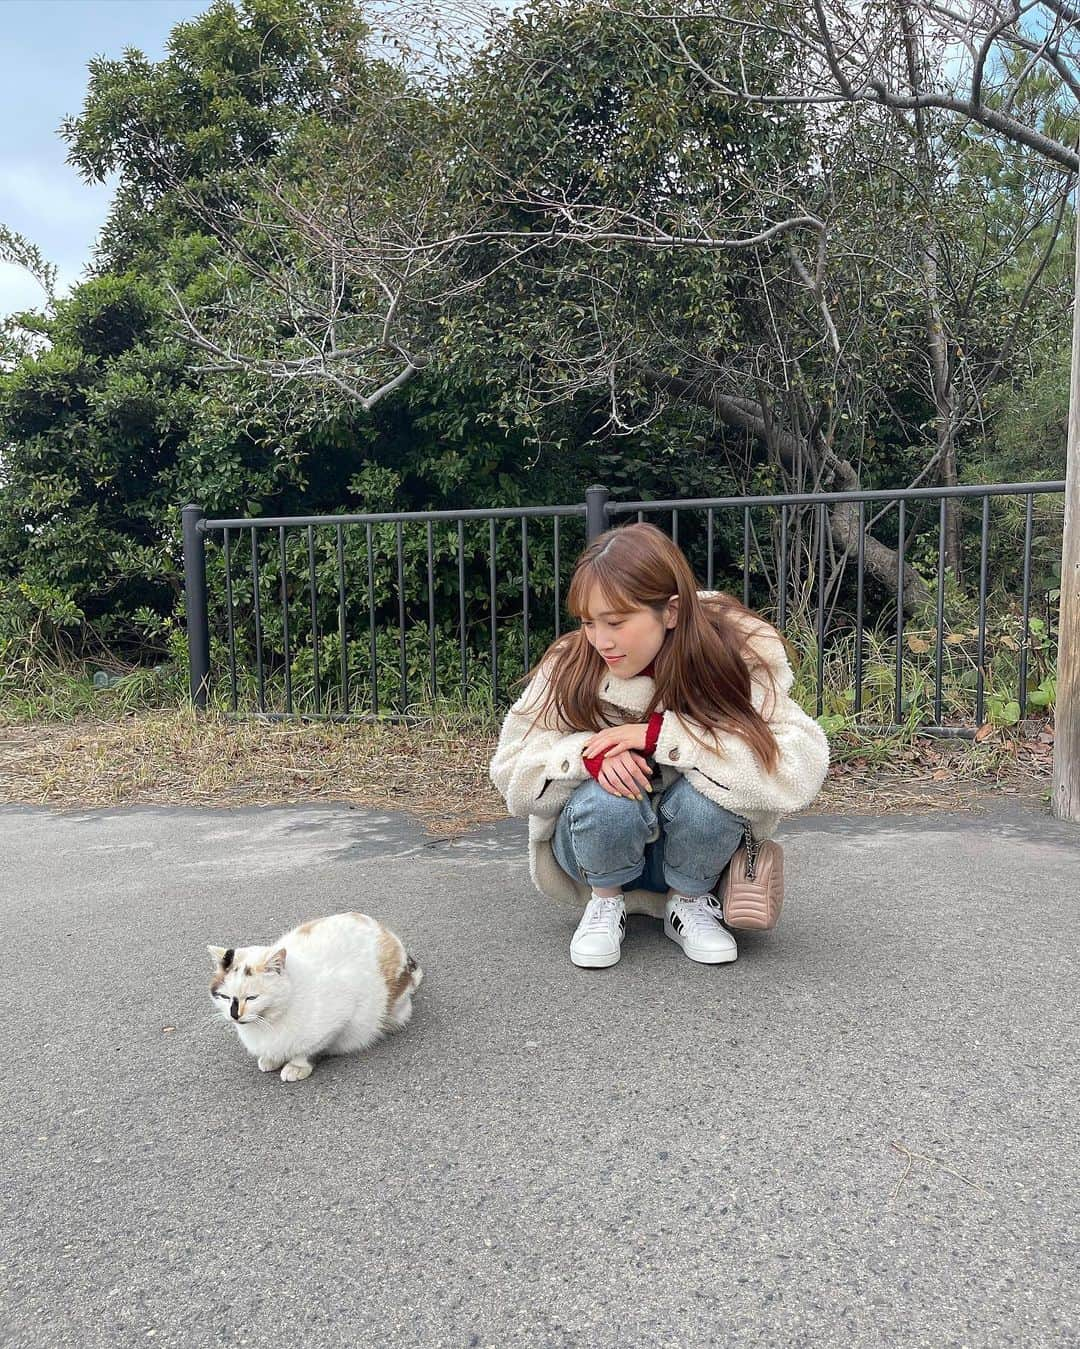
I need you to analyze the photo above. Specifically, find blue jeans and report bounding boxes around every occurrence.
[552,774,747,896]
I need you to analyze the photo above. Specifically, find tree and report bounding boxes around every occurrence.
[0,0,559,659]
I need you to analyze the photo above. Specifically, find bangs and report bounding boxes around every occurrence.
[567,564,637,621]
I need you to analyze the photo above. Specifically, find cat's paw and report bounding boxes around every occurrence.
[257,1055,284,1073]
[280,1059,313,1083]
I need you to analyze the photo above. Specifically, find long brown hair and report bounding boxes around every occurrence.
[524,522,780,772]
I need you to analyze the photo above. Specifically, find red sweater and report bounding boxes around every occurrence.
[583,660,664,781]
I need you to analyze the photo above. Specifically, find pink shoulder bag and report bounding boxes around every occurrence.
[721,822,784,930]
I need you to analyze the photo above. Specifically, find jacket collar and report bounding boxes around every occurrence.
[598,670,656,714]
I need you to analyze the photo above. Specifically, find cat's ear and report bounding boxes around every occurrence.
[207,946,234,970]
[264,947,287,975]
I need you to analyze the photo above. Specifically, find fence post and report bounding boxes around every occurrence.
[182,504,210,710]
[585,484,611,543]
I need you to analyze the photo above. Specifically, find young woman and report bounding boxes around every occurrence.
[489,523,830,968]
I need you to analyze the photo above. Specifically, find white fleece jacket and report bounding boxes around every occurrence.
[488,602,830,918]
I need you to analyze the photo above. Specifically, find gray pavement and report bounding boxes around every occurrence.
[1,799,1078,1348]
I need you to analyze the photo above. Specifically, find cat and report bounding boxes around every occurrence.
[207,910,423,1082]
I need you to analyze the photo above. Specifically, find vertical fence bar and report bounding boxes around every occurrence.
[816,503,825,717]
[489,518,498,701]
[637,510,644,524]
[854,501,864,717]
[223,527,237,713]
[307,524,321,715]
[586,485,610,542]
[181,504,210,709]
[336,523,348,715]
[554,515,561,639]
[672,508,679,546]
[934,497,946,724]
[976,495,990,725]
[279,526,292,715]
[1020,493,1033,716]
[395,521,406,712]
[426,521,436,701]
[707,508,714,590]
[779,505,788,631]
[458,519,467,692]
[251,527,265,712]
[522,518,530,673]
[366,523,378,718]
[742,506,751,607]
[895,499,906,725]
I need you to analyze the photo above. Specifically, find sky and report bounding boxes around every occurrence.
[0,0,210,318]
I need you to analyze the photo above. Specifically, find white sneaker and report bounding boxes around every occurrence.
[664,895,738,964]
[570,895,627,968]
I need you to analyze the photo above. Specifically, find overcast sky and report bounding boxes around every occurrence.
[0,0,210,318]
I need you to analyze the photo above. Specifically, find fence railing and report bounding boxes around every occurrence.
[182,480,1065,733]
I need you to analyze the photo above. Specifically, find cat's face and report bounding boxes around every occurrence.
[207,945,288,1024]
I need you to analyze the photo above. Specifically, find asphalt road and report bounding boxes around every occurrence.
[1,800,1078,1348]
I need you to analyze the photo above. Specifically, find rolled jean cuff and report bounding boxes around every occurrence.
[662,861,724,896]
[579,859,651,889]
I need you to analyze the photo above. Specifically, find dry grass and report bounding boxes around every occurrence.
[812,724,1054,814]
[0,711,1054,831]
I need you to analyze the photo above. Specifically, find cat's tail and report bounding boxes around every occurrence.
[406,953,424,990]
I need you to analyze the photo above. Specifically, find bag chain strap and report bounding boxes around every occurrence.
[742,821,758,881]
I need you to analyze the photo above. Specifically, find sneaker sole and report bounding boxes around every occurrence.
[664,918,737,964]
[570,947,623,969]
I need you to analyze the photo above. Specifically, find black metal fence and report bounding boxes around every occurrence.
[182,480,1064,733]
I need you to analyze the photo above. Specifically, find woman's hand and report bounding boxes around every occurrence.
[582,723,650,759]
[595,749,653,799]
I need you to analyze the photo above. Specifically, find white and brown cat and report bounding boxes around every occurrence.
[207,911,423,1082]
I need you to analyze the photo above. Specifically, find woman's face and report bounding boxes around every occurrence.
[580,583,678,678]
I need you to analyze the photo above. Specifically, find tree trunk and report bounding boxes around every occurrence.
[821,453,932,614]
[922,238,963,578]
[897,1,965,584]
[1052,175,1080,822]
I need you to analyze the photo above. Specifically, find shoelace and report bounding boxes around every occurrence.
[672,897,724,938]
[580,897,623,933]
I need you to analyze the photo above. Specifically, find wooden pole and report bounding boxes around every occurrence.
[1052,163,1080,821]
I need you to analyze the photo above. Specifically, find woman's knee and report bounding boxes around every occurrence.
[660,775,745,844]
[658,777,745,889]
[567,777,652,839]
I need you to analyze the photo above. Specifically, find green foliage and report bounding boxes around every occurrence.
[978,340,1070,483]
[0,1,560,665]
[63,0,367,269]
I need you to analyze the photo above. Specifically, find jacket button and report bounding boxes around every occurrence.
[669,747,680,762]
[561,760,570,772]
